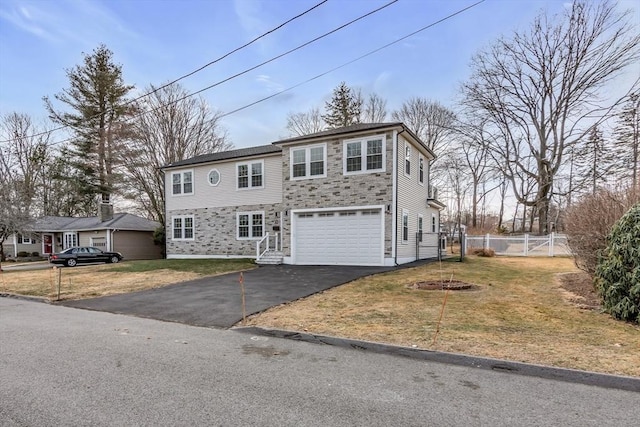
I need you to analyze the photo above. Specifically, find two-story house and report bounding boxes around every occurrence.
[163,122,445,266]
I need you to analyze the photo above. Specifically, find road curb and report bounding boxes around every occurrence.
[236,326,640,393]
[0,293,52,304]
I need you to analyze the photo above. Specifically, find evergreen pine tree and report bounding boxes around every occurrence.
[574,125,616,194]
[44,45,133,214]
[613,92,639,187]
[322,82,362,128]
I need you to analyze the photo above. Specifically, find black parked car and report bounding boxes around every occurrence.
[49,247,123,267]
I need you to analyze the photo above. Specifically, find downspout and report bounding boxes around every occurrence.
[392,130,398,265]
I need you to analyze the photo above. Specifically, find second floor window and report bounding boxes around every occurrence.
[404,144,411,176]
[237,161,264,189]
[291,144,326,179]
[343,135,385,175]
[237,211,264,239]
[172,171,193,195]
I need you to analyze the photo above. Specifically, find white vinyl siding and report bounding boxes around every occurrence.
[165,155,282,211]
[171,170,194,195]
[343,135,386,175]
[172,215,194,240]
[290,144,326,179]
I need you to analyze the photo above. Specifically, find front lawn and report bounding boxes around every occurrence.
[247,256,640,377]
[0,258,255,300]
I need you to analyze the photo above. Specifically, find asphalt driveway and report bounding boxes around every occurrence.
[60,264,397,328]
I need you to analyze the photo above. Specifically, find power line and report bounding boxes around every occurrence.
[221,1,486,118]
[25,0,400,147]
[0,0,330,144]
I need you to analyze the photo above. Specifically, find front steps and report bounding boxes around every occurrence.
[256,250,284,265]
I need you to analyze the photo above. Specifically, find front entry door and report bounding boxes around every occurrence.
[42,234,53,255]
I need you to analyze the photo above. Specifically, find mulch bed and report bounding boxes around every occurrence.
[558,272,601,310]
[408,280,480,291]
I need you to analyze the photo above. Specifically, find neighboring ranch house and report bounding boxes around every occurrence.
[3,208,162,260]
[163,122,445,266]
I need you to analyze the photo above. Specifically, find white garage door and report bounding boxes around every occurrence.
[293,208,383,266]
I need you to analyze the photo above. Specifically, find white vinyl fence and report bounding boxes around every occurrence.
[464,233,572,257]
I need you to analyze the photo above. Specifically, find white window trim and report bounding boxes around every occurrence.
[290,143,327,180]
[418,154,425,186]
[401,209,409,244]
[342,134,386,176]
[172,215,195,241]
[207,168,221,187]
[236,160,265,190]
[18,234,33,244]
[63,232,78,249]
[432,213,437,233]
[171,170,194,196]
[404,143,411,178]
[418,214,423,243]
[236,211,265,240]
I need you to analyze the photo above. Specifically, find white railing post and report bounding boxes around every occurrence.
[549,232,555,257]
[485,233,490,250]
[524,234,529,256]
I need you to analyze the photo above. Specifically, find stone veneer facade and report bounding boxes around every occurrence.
[166,203,281,257]
[278,130,395,258]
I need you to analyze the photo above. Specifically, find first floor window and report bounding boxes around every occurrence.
[173,215,194,240]
[418,215,423,242]
[402,210,409,243]
[64,232,78,249]
[432,214,437,233]
[237,211,264,239]
[17,234,33,244]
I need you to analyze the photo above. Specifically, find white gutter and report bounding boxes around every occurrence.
[391,130,398,262]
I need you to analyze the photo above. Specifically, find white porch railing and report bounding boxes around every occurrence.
[256,233,280,260]
[464,232,572,257]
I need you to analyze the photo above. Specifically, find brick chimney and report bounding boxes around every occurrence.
[99,203,114,223]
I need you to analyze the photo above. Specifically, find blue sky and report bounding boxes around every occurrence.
[1,0,638,149]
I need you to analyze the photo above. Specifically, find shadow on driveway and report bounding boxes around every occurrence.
[59,263,425,328]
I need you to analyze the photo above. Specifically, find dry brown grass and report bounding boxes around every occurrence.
[247,256,640,377]
[0,265,201,300]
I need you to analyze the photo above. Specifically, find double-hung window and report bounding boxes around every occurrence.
[171,170,193,195]
[237,161,264,189]
[419,155,425,185]
[432,214,437,233]
[343,135,385,175]
[404,144,411,176]
[17,234,32,244]
[418,214,423,242]
[64,232,78,249]
[291,144,326,179]
[237,211,264,239]
[172,215,194,240]
[402,210,409,243]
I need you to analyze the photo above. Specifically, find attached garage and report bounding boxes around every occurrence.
[292,207,384,266]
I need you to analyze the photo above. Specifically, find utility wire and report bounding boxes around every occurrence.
[0,0,330,143]
[221,0,486,118]
[25,0,400,147]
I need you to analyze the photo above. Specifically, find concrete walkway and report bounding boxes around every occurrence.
[60,264,398,328]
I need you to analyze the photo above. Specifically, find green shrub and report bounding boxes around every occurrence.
[595,203,640,324]
[31,251,40,257]
[473,248,496,257]
[17,251,29,257]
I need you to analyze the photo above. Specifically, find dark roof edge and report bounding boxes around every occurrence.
[162,144,282,169]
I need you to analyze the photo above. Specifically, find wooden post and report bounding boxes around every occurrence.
[239,272,246,325]
[57,267,62,301]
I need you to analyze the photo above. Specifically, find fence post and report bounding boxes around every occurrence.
[485,233,490,250]
[549,232,555,257]
[524,234,529,256]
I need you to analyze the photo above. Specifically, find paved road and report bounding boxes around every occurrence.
[1,298,638,426]
[0,261,51,271]
[60,264,396,328]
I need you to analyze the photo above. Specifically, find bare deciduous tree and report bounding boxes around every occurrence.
[362,93,387,122]
[392,97,456,156]
[462,1,640,234]
[122,83,231,225]
[286,107,325,137]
